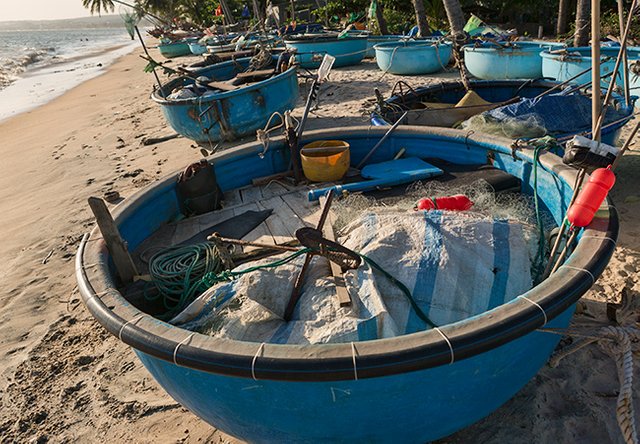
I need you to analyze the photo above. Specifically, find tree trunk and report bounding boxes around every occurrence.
[442,0,466,40]
[574,0,591,47]
[556,0,568,35]
[375,0,389,35]
[412,0,429,37]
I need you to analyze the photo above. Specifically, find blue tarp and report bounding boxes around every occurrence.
[484,91,628,135]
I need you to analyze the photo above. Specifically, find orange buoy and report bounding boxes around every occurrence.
[567,167,616,227]
[415,194,474,211]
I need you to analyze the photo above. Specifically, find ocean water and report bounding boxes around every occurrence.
[0,26,132,89]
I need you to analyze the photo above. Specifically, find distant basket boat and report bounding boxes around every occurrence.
[157,41,192,58]
[77,126,617,443]
[285,34,368,68]
[152,57,298,143]
[463,40,566,79]
[374,39,452,75]
[372,79,634,145]
[541,46,640,87]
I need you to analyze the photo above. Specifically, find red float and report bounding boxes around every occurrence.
[567,167,616,227]
[415,194,474,211]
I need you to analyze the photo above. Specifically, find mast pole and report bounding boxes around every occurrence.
[591,0,601,142]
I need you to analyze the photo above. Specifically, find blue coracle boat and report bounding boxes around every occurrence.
[374,39,452,75]
[541,46,640,87]
[285,34,368,68]
[157,40,193,58]
[365,35,404,58]
[463,41,565,79]
[76,126,617,443]
[152,58,299,143]
[371,79,634,145]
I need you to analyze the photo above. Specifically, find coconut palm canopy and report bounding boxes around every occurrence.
[82,0,115,15]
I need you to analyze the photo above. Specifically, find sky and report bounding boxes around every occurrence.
[2,0,97,21]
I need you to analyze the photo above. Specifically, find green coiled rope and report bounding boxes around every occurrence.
[147,243,436,328]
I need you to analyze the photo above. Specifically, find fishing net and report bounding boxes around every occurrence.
[461,91,629,139]
[170,182,547,345]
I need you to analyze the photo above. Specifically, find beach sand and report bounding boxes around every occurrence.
[0,47,638,443]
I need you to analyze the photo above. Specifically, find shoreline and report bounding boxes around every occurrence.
[0,39,138,123]
[0,45,639,443]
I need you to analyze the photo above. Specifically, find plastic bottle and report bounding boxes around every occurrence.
[567,167,616,227]
[415,194,474,211]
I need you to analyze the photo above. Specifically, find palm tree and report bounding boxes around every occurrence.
[412,0,430,37]
[574,0,591,46]
[556,0,569,35]
[82,0,115,15]
[442,0,465,41]
[374,0,389,35]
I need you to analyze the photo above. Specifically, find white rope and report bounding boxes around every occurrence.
[118,314,144,342]
[433,327,455,364]
[560,265,596,285]
[548,326,640,444]
[519,296,548,326]
[350,342,359,380]
[251,342,266,381]
[173,332,195,366]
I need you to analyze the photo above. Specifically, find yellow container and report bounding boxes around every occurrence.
[300,140,350,182]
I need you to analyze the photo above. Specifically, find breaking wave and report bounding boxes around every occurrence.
[0,47,55,89]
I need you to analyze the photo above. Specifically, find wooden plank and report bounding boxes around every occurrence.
[223,189,242,207]
[236,68,275,79]
[232,203,274,248]
[88,197,138,283]
[256,197,300,244]
[207,81,239,91]
[319,195,351,307]
[239,185,263,204]
[261,180,293,199]
[281,190,322,227]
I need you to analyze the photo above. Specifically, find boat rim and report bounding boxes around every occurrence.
[462,41,565,53]
[540,45,634,61]
[373,39,451,52]
[76,125,618,382]
[284,34,368,43]
[150,58,297,106]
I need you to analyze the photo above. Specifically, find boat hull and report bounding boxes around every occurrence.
[371,79,633,145]
[158,41,192,58]
[152,59,299,143]
[188,42,207,55]
[374,40,452,75]
[541,46,640,87]
[136,307,573,443]
[76,127,617,443]
[285,36,367,68]
[463,41,565,79]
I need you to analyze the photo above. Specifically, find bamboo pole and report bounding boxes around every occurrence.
[591,0,601,141]
[617,0,631,106]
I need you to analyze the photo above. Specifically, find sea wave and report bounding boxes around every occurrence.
[0,47,55,89]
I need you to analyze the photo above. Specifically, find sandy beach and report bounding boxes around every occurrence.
[0,46,639,443]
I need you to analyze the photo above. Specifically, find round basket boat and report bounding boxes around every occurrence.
[76,126,617,443]
[463,41,566,79]
[365,35,404,58]
[374,39,452,75]
[541,46,640,87]
[157,40,192,58]
[370,79,635,146]
[151,57,299,143]
[284,34,368,69]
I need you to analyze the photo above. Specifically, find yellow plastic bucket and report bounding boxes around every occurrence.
[300,140,350,182]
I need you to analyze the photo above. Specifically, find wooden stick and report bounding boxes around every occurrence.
[135,26,165,99]
[88,197,138,283]
[320,196,351,307]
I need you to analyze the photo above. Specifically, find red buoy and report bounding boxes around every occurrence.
[415,194,474,211]
[567,167,616,227]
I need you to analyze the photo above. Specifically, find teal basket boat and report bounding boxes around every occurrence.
[285,34,368,69]
[76,126,617,443]
[374,39,452,75]
[152,57,299,143]
[463,41,566,79]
